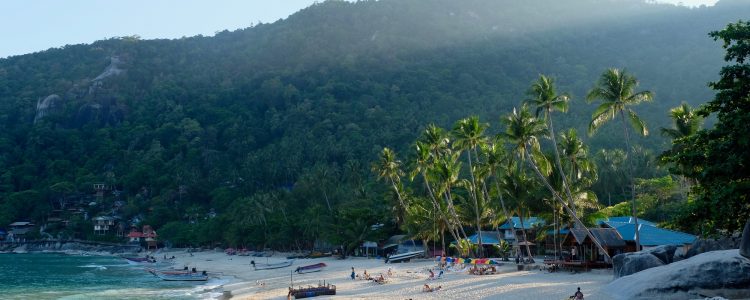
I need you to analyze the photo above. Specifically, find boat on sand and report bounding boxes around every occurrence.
[294,263,327,274]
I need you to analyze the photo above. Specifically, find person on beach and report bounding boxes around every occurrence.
[351,267,355,280]
[428,269,435,279]
[423,284,442,292]
[571,287,584,300]
[387,267,393,277]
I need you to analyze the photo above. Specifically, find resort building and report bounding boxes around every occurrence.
[498,217,545,254]
[93,216,115,235]
[7,221,35,242]
[598,217,697,254]
[561,227,627,266]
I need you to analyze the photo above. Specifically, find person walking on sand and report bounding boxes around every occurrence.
[570,287,584,300]
[351,267,355,280]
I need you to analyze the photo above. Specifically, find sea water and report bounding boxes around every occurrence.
[0,253,227,300]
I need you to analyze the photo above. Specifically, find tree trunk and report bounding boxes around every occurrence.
[619,110,641,251]
[466,150,483,257]
[518,210,534,261]
[547,112,578,220]
[524,147,612,261]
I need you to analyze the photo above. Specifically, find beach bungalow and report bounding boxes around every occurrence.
[562,227,626,267]
[498,217,545,254]
[127,230,143,244]
[597,216,697,253]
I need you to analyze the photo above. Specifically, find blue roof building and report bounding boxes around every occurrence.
[498,217,546,230]
[462,231,502,245]
[598,216,696,247]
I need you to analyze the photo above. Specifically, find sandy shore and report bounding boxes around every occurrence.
[158,249,614,299]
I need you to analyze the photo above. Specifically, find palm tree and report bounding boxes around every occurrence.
[452,116,489,256]
[410,141,462,247]
[502,105,612,260]
[373,147,408,223]
[525,75,578,217]
[430,152,472,254]
[587,68,653,251]
[481,140,518,252]
[660,102,702,140]
[558,129,598,208]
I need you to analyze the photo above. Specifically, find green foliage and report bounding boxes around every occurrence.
[664,20,750,234]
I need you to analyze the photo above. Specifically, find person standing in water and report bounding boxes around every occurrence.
[350,267,355,280]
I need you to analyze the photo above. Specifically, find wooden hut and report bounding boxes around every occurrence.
[561,228,626,269]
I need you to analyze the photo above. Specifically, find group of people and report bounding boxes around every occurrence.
[468,265,497,275]
[350,267,388,284]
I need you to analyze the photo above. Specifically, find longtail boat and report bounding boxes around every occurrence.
[294,263,327,274]
[155,271,208,281]
[386,251,423,263]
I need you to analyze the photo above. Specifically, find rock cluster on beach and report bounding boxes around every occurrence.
[607,249,750,299]
[0,240,140,255]
[613,244,676,278]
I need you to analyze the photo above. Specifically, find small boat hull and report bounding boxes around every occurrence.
[386,251,423,263]
[155,272,208,281]
[252,260,293,270]
[295,263,327,274]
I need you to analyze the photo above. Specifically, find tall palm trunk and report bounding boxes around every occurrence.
[465,150,483,257]
[523,147,611,261]
[546,112,578,219]
[444,190,472,255]
[517,209,534,260]
[422,173,461,245]
[620,110,641,251]
[493,179,517,252]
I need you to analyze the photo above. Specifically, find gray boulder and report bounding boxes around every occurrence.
[741,219,750,259]
[606,250,750,300]
[686,237,741,258]
[644,245,678,264]
[613,252,665,278]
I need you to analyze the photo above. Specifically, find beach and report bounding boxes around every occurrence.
[161,250,614,299]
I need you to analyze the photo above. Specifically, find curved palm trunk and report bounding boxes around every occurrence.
[493,178,517,254]
[465,150,483,257]
[444,190,472,256]
[546,112,578,219]
[524,147,612,261]
[619,111,641,251]
[517,209,534,261]
[423,174,462,246]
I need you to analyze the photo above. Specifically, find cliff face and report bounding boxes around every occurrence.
[33,56,126,126]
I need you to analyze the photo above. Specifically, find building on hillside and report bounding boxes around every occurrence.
[93,216,115,235]
[127,230,143,244]
[8,222,35,242]
[598,217,697,254]
[561,228,626,266]
[142,225,158,250]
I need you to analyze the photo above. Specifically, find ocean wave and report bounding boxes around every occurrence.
[77,264,107,270]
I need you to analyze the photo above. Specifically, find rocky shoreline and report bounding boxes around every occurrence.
[0,240,142,255]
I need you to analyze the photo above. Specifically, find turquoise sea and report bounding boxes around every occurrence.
[0,253,228,300]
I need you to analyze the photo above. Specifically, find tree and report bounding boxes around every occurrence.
[587,68,653,250]
[502,106,611,260]
[373,147,407,223]
[452,116,488,256]
[667,21,750,234]
[525,75,577,216]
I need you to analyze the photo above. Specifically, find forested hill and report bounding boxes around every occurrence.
[0,0,747,245]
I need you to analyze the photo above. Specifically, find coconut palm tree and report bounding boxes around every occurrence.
[373,147,408,223]
[502,105,611,260]
[524,75,578,216]
[558,129,598,199]
[481,140,518,250]
[430,151,472,254]
[660,102,702,140]
[452,116,489,256]
[587,68,653,251]
[410,141,462,246]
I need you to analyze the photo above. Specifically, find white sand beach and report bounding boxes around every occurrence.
[158,249,614,300]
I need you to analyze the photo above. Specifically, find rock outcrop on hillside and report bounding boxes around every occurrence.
[607,250,750,300]
[34,94,64,123]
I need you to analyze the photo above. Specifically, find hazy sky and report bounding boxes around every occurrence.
[0,0,719,59]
